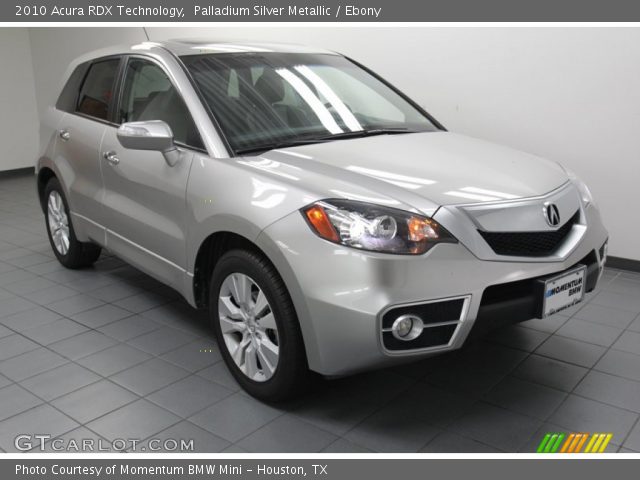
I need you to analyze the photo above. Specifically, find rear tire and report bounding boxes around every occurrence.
[44,177,101,269]
[209,249,311,402]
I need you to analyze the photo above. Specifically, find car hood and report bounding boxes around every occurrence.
[242,131,569,214]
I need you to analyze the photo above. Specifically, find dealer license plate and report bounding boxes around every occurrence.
[541,265,587,317]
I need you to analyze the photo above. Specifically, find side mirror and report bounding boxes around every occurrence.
[117,120,180,166]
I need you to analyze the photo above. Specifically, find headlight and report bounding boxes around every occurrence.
[566,169,594,207]
[301,199,457,255]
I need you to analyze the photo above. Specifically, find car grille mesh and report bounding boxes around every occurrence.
[478,210,580,257]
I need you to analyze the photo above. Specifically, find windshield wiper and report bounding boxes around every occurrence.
[234,128,419,156]
[312,127,419,141]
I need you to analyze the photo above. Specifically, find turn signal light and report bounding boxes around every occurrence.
[304,205,339,242]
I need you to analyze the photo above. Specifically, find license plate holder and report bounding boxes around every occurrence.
[536,265,587,318]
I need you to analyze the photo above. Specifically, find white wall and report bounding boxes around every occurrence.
[0,29,39,171]
[25,27,640,260]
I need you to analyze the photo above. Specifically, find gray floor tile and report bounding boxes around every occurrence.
[197,362,242,392]
[343,402,441,452]
[76,343,151,377]
[97,315,160,341]
[629,315,640,333]
[110,358,190,396]
[555,318,623,347]
[0,374,10,389]
[0,384,43,421]
[0,296,38,318]
[28,284,79,306]
[488,325,550,352]
[4,252,50,268]
[573,303,638,329]
[575,371,640,412]
[612,330,640,356]
[0,324,11,339]
[160,339,221,372]
[0,347,68,381]
[604,277,640,296]
[0,269,38,288]
[24,260,65,276]
[0,404,79,452]
[189,393,283,442]
[483,376,567,420]
[623,419,640,452]
[147,375,233,418]
[549,394,639,440]
[591,291,640,313]
[20,318,89,345]
[51,379,138,424]
[114,291,169,314]
[595,349,640,383]
[239,415,337,453]
[0,306,61,332]
[512,354,588,392]
[42,427,109,453]
[290,373,412,436]
[3,276,57,295]
[71,304,133,329]
[535,335,606,368]
[86,399,180,442]
[49,331,118,360]
[46,294,105,317]
[21,363,101,401]
[449,402,542,451]
[127,326,195,355]
[0,334,39,361]
[139,421,230,453]
[425,365,504,397]
[321,438,373,453]
[420,431,502,453]
[451,343,529,375]
[86,282,145,303]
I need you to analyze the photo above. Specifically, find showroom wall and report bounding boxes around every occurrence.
[24,27,640,261]
[0,29,39,171]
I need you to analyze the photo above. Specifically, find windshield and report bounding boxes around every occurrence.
[181,52,439,154]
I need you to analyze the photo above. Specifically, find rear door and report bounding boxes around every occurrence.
[55,57,122,244]
[99,56,203,290]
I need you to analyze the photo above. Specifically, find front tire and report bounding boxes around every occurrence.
[209,249,310,402]
[44,178,101,269]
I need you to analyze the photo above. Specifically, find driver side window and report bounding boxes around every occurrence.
[119,58,204,149]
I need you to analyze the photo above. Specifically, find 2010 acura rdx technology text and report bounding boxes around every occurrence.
[36,40,609,401]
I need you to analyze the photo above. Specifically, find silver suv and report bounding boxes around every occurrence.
[37,40,608,401]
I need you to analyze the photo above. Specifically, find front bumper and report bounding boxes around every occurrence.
[258,202,608,376]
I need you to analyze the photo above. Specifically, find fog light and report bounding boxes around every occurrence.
[391,314,424,341]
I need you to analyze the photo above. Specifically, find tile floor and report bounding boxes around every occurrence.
[1,172,640,453]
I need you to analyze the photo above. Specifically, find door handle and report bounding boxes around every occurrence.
[103,151,120,166]
[59,130,70,141]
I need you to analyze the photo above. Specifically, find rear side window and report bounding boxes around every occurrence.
[56,62,90,112]
[76,58,120,121]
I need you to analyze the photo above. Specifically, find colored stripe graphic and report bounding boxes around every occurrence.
[537,432,613,453]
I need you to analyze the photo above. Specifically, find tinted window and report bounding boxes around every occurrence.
[119,58,203,149]
[56,62,90,113]
[76,58,120,121]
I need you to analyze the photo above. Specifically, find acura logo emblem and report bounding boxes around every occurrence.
[544,203,561,227]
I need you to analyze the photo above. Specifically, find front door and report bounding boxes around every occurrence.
[99,57,204,290]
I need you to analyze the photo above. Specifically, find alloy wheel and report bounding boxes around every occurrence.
[47,190,70,255]
[218,273,280,382]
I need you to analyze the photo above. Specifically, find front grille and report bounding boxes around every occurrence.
[478,210,580,257]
